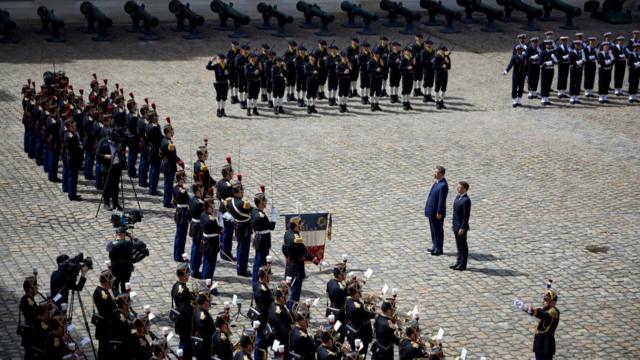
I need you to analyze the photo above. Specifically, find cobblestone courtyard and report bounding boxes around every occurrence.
[0,16,639,359]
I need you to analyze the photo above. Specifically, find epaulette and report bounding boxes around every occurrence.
[243,200,251,209]
[168,143,175,151]
[200,311,206,320]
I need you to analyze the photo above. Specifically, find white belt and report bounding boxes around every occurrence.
[255,230,271,235]
[235,218,250,223]
[191,219,200,223]
[176,204,188,208]
[202,233,219,238]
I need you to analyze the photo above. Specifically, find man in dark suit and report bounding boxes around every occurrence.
[424,166,448,256]
[451,181,471,271]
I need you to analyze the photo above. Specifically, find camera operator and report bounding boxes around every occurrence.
[93,270,116,360]
[97,130,126,211]
[50,254,88,307]
[107,227,134,295]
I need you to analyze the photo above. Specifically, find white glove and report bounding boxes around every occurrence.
[589,55,596,61]
[502,70,507,75]
[605,60,612,65]
[530,55,539,60]
[222,212,234,221]
[562,55,569,60]
[635,62,640,69]
[545,61,552,66]
[619,54,626,59]
[576,60,583,66]
[270,207,278,223]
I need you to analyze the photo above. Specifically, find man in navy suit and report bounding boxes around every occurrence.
[424,165,449,256]
[451,181,471,271]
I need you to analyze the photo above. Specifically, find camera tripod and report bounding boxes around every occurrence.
[95,144,141,217]
[68,289,97,359]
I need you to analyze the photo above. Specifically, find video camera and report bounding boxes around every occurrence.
[111,209,143,229]
[60,253,93,287]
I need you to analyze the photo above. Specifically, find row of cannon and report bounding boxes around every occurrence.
[0,0,634,43]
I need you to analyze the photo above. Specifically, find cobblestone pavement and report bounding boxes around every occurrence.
[0,16,639,360]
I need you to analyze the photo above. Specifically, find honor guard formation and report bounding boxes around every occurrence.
[504,29,640,107]
[206,35,452,117]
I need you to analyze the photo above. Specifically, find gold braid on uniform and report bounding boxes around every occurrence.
[534,307,559,335]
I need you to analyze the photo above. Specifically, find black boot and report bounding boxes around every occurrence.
[297,99,305,107]
[268,100,274,108]
[261,94,268,102]
[375,103,382,111]
[436,101,443,109]
[425,94,434,102]
[274,106,279,115]
[312,105,318,113]
[253,108,259,115]
[221,109,227,117]
[216,109,222,118]
[240,101,247,109]
[440,101,447,109]
[381,89,388,97]
[339,104,347,113]
[307,106,313,114]
[329,98,336,106]
[391,95,398,103]
[406,101,413,110]
[247,108,252,116]
[402,102,409,110]
[278,106,285,114]
[231,96,239,104]
[318,92,326,100]
[361,96,369,105]
[371,103,376,111]
[287,94,295,101]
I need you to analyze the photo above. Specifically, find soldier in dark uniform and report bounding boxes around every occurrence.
[160,120,183,208]
[97,131,124,210]
[93,270,116,360]
[400,48,415,111]
[233,336,254,360]
[378,36,390,97]
[421,40,436,102]
[568,40,586,105]
[131,318,152,360]
[136,101,149,187]
[245,52,262,116]
[315,40,329,100]
[151,338,168,360]
[305,52,321,114]
[227,41,241,104]
[272,56,287,115]
[193,294,214,360]
[526,289,560,360]
[612,36,628,96]
[107,227,134,295]
[347,38,360,97]
[283,216,319,309]
[64,119,83,201]
[295,46,308,107]
[368,48,385,111]
[371,301,401,359]
[200,198,222,280]
[598,42,615,104]
[236,45,251,110]
[193,146,216,198]
[224,180,253,277]
[503,45,528,108]
[172,263,194,360]
[583,37,598,98]
[145,110,163,196]
[258,44,271,103]
[189,184,205,277]
[110,294,133,357]
[20,276,41,360]
[388,41,402,104]
[81,105,96,180]
[173,172,190,262]
[284,41,298,102]
[358,42,371,105]
[345,282,375,358]
[540,40,558,106]
[212,316,234,360]
[206,53,230,118]
[252,268,273,360]
[264,50,276,108]
[290,310,315,359]
[251,187,276,283]
[399,323,428,359]
[628,43,640,103]
[326,45,340,106]
[433,46,451,110]
[326,264,347,330]
[45,319,71,360]
[268,289,293,356]
[216,158,235,261]
[526,37,541,99]
[411,34,425,96]
[337,51,353,113]
[513,33,528,54]
[45,108,61,183]
[555,36,571,99]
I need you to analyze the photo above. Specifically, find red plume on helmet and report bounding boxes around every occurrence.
[236,174,242,182]
[151,103,156,110]
[260,184,265,193]
[27,79,31,86]
[129,92,134,100]
[103,79,108,85]
[115,83,119,90]
[92,73,97,80]
[226,154,232,165]
[79,89,84,95]
[166,117,171,124]
[119,88,124,95]
[144,97,149,105]
[208,187,214,196]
